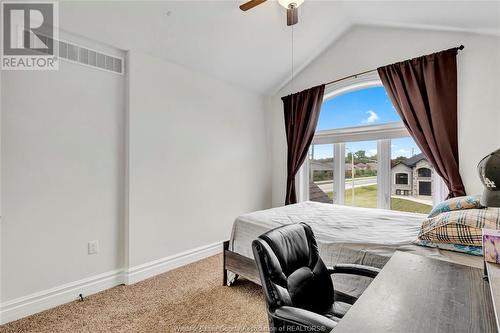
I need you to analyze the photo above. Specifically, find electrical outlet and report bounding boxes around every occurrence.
[88,240,99,255]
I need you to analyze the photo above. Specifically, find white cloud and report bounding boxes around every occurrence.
[391,149,413,159]
[362,110,379,124]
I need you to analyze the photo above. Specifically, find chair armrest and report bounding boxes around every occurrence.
[333,289,358,305]
[328,264,381,279]
[273,306,337,332]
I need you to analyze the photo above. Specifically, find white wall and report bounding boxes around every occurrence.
[1,59,126,301]
[0,40,271,323]
[269,25,500,207]
[127,50,270,267]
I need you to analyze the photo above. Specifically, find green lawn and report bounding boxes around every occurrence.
[344,185,378,208]
[327,184,432,214]
[391,197,432,214]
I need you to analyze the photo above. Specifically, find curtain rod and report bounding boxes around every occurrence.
[324,45,464,87]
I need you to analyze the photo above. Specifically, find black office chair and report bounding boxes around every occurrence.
[252,223,380,333]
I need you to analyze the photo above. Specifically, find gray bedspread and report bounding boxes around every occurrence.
[229,201,483,294]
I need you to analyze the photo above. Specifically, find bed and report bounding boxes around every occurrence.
[223,201,483,294]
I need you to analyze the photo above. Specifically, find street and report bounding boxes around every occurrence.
[316,176,377,192]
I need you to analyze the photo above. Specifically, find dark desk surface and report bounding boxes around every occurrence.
[332,251,497,333]
[486,262,500,330]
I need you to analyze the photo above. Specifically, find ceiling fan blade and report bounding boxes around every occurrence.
[286,6,298,26]
[239,0,267,11]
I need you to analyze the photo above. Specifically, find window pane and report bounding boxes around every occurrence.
[317,86,401,130]
[309,144,334,203]
[395,173,409,185]
[390,137,432,214]
[344,141,377,208]
[418,168,431,178]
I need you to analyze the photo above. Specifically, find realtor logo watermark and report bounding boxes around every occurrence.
[1,1,59,70]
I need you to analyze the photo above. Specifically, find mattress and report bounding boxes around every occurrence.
[229,201,483,293]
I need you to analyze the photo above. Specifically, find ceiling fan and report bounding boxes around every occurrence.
[239,0,304,26]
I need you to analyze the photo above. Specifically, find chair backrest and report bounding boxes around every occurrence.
[252,223,334,314]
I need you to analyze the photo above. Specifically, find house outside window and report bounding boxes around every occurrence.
[391,154,433,197]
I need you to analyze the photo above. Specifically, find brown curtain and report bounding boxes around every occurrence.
[378,47,465,198]
[282,84,325,205]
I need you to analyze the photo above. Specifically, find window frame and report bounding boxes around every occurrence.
[394,172,410,185]
[298,72,424,209]
[417,167,432,178]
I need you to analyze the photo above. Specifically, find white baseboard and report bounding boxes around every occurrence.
[0,269,124,325]
[125,241,223,285]
[0,241,223,325]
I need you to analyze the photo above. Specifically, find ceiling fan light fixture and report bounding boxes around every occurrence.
[239,0,302,26]
[278,0,304,9]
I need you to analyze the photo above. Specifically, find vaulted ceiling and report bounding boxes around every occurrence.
[59,1,500,95]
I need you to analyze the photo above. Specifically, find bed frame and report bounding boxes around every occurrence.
[222,239,484,287]
[222,240,261,286]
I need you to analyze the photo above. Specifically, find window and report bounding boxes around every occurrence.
[418,168,431,178]
[317,87,403,131]
[344,141,377,209]
[301,73,434,214]
[389,137,431,213]
[395,173,409,185]
[308,144,334,203]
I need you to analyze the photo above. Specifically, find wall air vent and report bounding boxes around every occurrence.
[58,40,124,75]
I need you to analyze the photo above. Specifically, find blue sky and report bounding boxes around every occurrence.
[312,86,421,159]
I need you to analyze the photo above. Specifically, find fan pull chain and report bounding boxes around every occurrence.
[291,23,295,126]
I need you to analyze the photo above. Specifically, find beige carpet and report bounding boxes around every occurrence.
[0,255,268,333]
